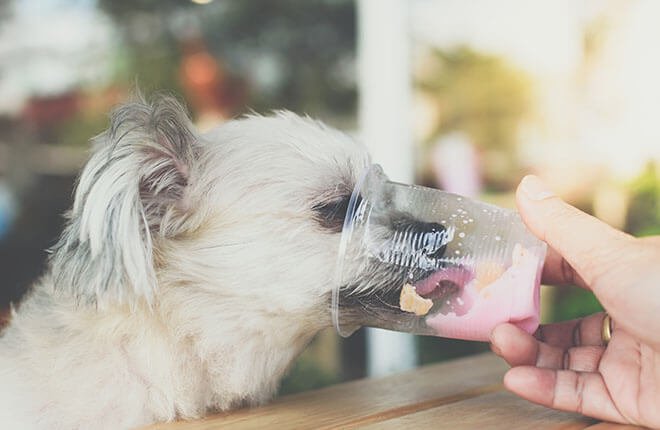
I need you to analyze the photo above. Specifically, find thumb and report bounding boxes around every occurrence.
[515,175,632,287]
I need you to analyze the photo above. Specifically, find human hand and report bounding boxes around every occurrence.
[490,175,660,427]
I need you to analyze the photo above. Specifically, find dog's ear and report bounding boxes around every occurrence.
[50,95,199,307]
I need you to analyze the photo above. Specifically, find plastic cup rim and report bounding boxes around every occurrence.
[331,164,385,336]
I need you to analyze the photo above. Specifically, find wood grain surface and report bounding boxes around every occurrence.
[143,353,642,430]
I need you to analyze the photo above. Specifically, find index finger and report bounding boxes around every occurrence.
[541,246,590,290]
[516,176,632,287]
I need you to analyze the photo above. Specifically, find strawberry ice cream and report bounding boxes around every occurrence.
[420,244,543,341]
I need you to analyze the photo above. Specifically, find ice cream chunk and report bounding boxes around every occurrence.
[424,245,542,341]
[399,284,433,316]
[474,261,505,292]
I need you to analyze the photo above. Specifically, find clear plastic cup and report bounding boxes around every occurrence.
[332,164,546,341]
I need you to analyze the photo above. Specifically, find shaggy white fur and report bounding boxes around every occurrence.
[0,95,370,429]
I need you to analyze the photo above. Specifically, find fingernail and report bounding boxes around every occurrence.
[520,175,555,201]
[489,328,502,355]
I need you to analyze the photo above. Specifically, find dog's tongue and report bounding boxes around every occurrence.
[413,267,475,317]
[421,253,541,341]
[414,267,474,296]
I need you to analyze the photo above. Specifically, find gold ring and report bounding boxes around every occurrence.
[601,313,613,345]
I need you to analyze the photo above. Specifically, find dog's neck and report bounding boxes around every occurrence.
[157,284,325,411]
[1,282,323,426]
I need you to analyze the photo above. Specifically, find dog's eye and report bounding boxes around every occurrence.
[313,194,358,233]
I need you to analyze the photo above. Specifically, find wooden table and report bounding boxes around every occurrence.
[146,353,641,429]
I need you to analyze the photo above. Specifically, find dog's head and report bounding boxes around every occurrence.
[49,95,440,340]
[48,96,361,327]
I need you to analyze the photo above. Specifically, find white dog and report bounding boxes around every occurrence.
[0,95,376,429]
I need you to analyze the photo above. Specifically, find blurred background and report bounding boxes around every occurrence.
[2,0,660,394]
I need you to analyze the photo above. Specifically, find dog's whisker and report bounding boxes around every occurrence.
[194,241,256,250]
[374,294,399,311]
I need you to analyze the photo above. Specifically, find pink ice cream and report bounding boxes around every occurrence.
[419,244,542,341]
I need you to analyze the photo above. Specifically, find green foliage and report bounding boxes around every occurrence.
[417,46,532,189]
[55,112,110,148]
[97,0,356,118]
[417,336,489,366]
[551,288,603,322]
[418,47,531,148]
[203,0,356,115]
[97,0,187,94]
[114,43,184,95]
[625,162,660,236]
[279,354,340,396]
[98,0,191,19]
